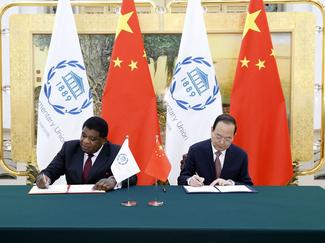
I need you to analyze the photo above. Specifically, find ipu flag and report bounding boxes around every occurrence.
[37,0,93,181]
[165,0,223,184]
[111,137,140,183]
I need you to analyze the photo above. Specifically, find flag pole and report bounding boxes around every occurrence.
[121,135,137,207]
[121,177,137,207]
[148,135,164,207]
[148,178,164,207]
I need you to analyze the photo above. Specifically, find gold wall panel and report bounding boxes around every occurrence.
[10,12,315,165]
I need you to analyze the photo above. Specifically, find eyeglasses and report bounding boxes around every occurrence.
[213,134,233,143]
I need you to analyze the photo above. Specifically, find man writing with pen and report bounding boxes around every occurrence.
[178,114,253,187]
[36,116,137,191]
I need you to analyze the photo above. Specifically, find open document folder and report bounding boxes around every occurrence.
[183,185,256,194]
[28,184,105,195]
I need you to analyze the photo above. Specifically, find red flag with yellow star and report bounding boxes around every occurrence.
[230,0,293,185]
[101,0,160,185]
[144,137,171,182]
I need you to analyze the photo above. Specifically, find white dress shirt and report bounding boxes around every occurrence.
[83,145,121,189]
[82,145,104,168]
[211,142,226,169]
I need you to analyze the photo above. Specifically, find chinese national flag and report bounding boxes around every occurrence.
[144,138,171,182]
[101,0,160,185]
[230,0,293,185]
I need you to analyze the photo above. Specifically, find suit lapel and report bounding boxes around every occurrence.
[205,139,216,180]
[221,144,234,177]
[72,147,84,184]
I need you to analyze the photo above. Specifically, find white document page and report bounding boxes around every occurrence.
[183,185,220,193]
[215,185,253,193]
[28,185,68,194]
[29,184,105,194]
[67,184,105,194]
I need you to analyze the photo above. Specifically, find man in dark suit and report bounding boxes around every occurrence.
[36,116,137,191]
[178,114,253,186]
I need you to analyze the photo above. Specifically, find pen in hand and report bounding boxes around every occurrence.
[190,172,205,186]
[195,172,205,182]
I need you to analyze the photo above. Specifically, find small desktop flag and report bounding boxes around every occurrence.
[111,137,140,183]
[144,137,171,182]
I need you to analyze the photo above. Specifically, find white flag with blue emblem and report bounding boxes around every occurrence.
[111,137,140,183]
[165,0,223,184]
[37,0,93,182]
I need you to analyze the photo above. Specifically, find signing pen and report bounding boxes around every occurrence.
[195,172,204,184]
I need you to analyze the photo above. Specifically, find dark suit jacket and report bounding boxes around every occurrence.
[41,140,137,187]
[178,139,253,185]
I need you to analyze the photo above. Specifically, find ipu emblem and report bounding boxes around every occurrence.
[117,153,128,165]
[44,60,92,115]
[170,56,219,111]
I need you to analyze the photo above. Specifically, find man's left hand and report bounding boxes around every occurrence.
[210,178,234,186]
[94,176,117,191]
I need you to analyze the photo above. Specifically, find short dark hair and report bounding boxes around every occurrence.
[82,116,108,138]
[212,114,237,134]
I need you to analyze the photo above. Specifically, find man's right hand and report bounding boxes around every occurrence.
[36,174,51,189]
[188,174,205,187]
[93,176,117,191]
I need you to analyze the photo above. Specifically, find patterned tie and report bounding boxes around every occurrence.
[82,153,93,183]
[215,151,222,179]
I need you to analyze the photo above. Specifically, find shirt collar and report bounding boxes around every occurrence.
[211,141,226,156]
[86,144,104,157]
